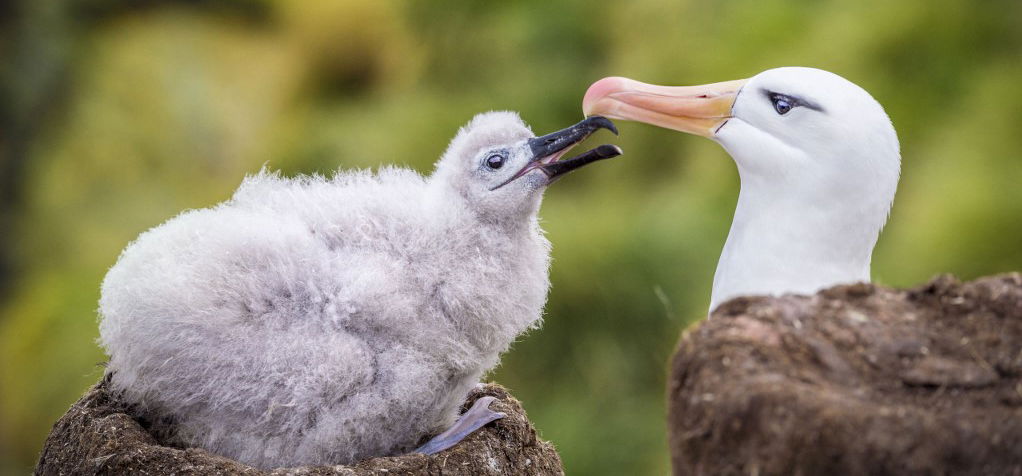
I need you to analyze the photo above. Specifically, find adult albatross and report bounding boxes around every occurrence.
[582,67,900,311]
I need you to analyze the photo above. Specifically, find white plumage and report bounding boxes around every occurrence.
[583,67,900,311]
[98,111,618,468]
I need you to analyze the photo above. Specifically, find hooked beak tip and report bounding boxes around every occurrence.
[583,115,619,136]
[583,77,631,118]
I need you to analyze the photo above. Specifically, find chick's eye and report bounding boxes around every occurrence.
[486,154,505,169]
[771,95,794,115]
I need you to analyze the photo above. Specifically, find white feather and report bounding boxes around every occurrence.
[711,67,901,310]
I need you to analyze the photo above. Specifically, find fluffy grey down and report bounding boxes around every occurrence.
[98,111,554,469]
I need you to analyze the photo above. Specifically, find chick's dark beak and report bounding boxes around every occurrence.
[527,116,618,158]
[490,116,622,190]
[539,144,623,179]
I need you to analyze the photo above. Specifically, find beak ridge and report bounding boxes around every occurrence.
[583,77,748,137]
[526,115,617,159]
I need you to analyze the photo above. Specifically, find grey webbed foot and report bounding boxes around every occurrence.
[414,396,506,455]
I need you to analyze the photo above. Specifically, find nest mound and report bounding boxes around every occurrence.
[36,380,563,475]
[669,273,1022,475]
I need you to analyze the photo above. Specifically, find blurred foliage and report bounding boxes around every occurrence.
[1,0,1021,474]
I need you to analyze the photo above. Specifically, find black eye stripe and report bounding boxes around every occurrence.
[762,89,825,113]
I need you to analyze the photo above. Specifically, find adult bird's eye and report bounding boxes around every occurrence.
[771,94,794,115]
[486,154,505,169]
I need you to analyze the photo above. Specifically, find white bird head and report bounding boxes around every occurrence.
[432,111,621,219]
[583,67,901,309]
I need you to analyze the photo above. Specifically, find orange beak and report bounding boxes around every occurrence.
[582,76,748,137]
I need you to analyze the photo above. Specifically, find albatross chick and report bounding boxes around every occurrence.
[98,111,620,468]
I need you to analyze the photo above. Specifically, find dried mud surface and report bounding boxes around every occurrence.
[669,273,1022,475]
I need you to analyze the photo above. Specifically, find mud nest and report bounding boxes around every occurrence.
[36,381,563,475]
[669,273,1022,475]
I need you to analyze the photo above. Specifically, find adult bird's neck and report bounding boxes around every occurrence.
[709,177,881,312]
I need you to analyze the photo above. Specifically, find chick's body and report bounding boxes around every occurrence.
[99,113,553,468]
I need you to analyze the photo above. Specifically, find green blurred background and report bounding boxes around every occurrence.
[1,0,1020,473]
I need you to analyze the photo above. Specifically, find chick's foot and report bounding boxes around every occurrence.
[414,396,505,455]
